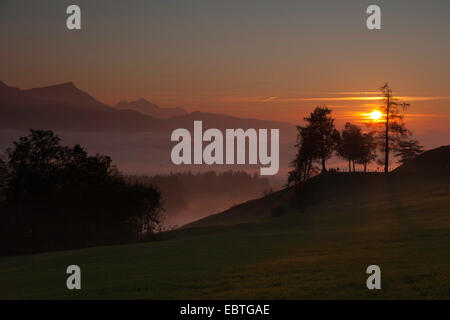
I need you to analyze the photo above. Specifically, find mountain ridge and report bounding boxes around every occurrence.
[114,98,187,118]
[23,82,110,111]
[0,81,297,142]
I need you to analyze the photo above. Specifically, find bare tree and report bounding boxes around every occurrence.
[375,83,410,173]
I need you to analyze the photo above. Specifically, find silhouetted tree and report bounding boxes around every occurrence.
[303,106,340,172]
[0,129,164,255]
[127,170,270,218]
[395,139,424,165]
[288,125,320,186]
[357,132,377,172]
[372,83,410,173]
[338,122,364,172]
[338,123,377,172]
[288,106,340,186]
[0,156,7,193]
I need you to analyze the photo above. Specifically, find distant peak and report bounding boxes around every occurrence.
[0,80,20,92]
[132,98,157,107]
[26,82,82,93]
[58,82,76,87]
[22,81,109,110]
[115,98,159,109]
[48,82,78,90]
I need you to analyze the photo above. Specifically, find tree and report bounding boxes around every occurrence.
[288,125,320,186]
[0,155,7,187]
[0,129,164,255]
[288,106,339,186]
[374,83,410,173]
[338,123,377,172]
[395,139,424,165]
[357,132,377,172]
[338,122,364,172]
[303,105,340,172]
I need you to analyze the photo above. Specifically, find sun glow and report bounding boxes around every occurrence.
[370,110,382,120]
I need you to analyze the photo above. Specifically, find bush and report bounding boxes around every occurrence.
[0,129,163,255]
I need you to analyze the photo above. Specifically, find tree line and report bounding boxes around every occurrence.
[0,129,164,256]
[288,83,424,186]
[128,171,270,212]
[127,171,271,223]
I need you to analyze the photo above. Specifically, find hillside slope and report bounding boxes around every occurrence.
[185,146,450,229]
[182,187,296,228]
[393,145,450,174]
[0,146,448,299]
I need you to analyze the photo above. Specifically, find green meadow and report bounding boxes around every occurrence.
[0,172,449,299]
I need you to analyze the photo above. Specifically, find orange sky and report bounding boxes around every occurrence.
[1,1,449,149]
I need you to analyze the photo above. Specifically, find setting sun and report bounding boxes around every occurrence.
[370,110,382,120]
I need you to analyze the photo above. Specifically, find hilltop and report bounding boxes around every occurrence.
[185,146,450,229]
[393,145,450,175]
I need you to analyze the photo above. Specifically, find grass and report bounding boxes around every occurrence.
[0,174,449,299]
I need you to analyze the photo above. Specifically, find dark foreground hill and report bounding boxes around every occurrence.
[185,146,450,229]
[0,146,449,299]
[393,145,450,175]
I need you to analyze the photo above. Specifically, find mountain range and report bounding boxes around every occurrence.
[0,81,297,143]
[114,99,187,118]
[0,81,297,180]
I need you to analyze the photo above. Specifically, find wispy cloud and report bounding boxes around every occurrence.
[331,91,380,95]
[261,96,279,102]
[224,95,450,103]
[338,111,450,122]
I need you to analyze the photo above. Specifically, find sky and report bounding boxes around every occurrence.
[1,0,449,148]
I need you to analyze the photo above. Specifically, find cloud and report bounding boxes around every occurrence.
[225,95,450,103]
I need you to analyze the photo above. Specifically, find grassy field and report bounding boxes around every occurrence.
[0,173,449,299]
